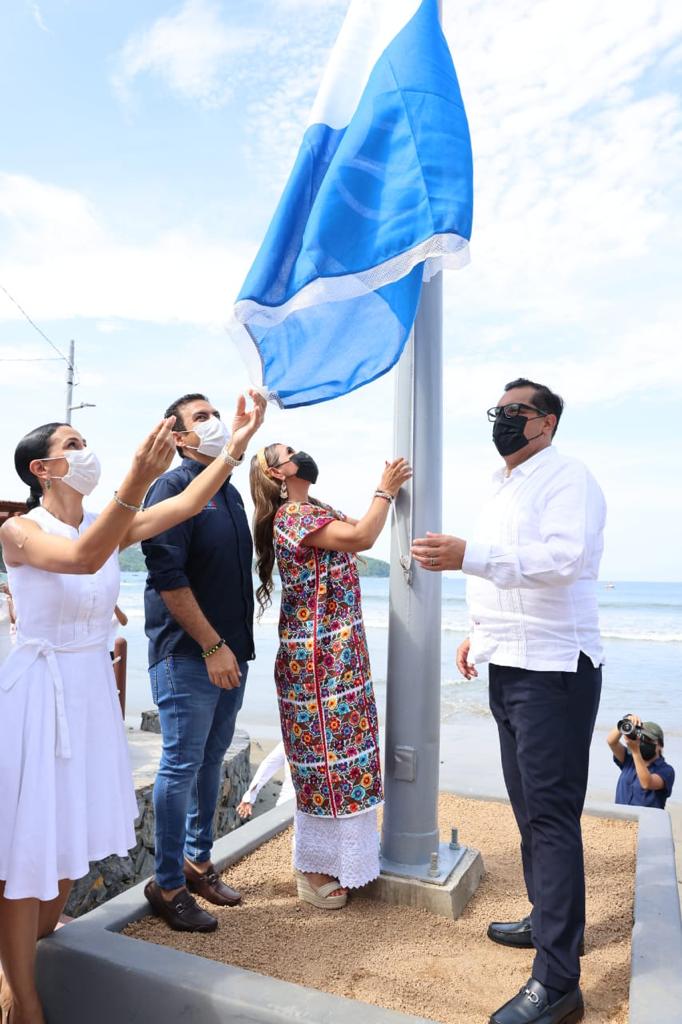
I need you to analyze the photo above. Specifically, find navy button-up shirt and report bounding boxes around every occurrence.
[614,751,675,810]
[142,458,255,667]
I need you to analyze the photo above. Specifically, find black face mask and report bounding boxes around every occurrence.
[290,451,319,484]
[639,740,657,761]
[492,416,544,457]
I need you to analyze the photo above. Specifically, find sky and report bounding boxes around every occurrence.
[1,0,681,580]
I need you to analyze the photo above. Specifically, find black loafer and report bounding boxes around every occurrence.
[488,914,534,948]
[487,916,585,956]
[490,978,584,1024]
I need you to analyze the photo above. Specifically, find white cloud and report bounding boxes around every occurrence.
[26,1,48,32]
[112,0,348,190]
[442,321,682,419]
[0,173,254,325]
[434,0,682,334]
[112,0,261,107]
[95,321,125,334]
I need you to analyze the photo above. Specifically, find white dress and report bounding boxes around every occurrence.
[0,507,137,901]
[293,808,380,889]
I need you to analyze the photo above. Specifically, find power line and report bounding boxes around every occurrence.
[0,283,72,367]
[0,355,64,362]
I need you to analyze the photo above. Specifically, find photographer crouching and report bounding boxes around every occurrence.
[607,715,675,809]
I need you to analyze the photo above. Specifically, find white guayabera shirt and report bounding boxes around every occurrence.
[463,446,607,673]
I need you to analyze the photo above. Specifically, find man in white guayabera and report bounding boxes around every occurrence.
[412,378,606,1024]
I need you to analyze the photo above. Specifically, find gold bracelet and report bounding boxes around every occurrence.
[114,490,143,513]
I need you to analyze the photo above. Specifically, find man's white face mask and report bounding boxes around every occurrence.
[182,416,230,458]
[43,449,102,496]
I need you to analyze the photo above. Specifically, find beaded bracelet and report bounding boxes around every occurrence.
[201,638,226,659]
[221,445,245,469]
[114,490,144,513]
[374,489,394,503]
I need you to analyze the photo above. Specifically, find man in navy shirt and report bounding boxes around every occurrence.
[142,390,265,933]
[607,715,675,810]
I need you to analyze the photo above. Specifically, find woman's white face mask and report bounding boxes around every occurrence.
[43,449,102,496]
[182,416,230,458]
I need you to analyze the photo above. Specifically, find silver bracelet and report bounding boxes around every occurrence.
[114,490,143,513]
[374,489,394,503]
[221,445,245,469]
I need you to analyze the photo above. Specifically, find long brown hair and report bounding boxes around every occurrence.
[249,443,284,617]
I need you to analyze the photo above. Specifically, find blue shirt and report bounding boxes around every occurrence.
[142,458,255,667]
[614,750,675,810]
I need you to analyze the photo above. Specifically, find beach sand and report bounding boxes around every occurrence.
[245,732,682,907]
[126,792,636,1024]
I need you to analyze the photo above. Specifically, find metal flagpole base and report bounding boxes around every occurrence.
[380,841,468,886]
[368,843,485,921]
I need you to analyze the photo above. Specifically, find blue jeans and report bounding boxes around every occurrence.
[150,654,248,890]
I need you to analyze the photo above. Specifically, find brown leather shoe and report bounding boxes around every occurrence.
[144,879,218,932]
[183,860,242,907]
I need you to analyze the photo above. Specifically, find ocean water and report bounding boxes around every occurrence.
[117,574,681,805]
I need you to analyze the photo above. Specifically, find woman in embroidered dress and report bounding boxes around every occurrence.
[0,392,265,1024]
[250,445,411,908]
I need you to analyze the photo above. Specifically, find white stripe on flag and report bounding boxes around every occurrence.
[307,0,421,131]
[234,231,468,330]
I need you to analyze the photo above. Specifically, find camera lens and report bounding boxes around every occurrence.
[618,718,634,735]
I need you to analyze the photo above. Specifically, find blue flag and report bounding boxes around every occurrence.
[233,0,473,408]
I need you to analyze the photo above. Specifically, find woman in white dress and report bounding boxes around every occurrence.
[0,392,265,1024]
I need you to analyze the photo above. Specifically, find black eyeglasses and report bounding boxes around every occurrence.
[486,403,549,423]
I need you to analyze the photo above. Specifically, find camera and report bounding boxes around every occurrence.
[617,718,643,739]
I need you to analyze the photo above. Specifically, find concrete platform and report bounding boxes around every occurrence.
[368,845,484,919]
[36,798,682,1024]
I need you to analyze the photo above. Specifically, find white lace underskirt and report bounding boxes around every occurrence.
[292,808,380,890]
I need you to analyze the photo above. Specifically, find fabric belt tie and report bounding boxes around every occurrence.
[0,634,108,759]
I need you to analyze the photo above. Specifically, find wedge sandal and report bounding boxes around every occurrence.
[294,870,348,909]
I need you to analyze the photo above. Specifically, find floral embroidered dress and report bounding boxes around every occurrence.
[273,502,383,819]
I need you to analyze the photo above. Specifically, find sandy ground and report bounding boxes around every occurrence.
[246,737,679,905]
[125,793,636,1024]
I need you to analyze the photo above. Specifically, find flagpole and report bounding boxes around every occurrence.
[381,267,450,872]
[379,0,460,883]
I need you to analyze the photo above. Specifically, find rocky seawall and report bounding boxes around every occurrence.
[65,717,251,917]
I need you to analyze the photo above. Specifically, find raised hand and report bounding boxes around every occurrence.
[379,458,412,497]
[130,417,177,488]
[230,390,267,454]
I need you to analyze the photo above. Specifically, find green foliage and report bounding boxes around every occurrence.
[119,544,146,572]
[357,556,390,577]
[118,545,390,578]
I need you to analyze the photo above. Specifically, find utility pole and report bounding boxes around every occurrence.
[65,339,75,424]
[64,339,95,422]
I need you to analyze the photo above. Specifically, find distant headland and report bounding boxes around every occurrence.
[119,544,390,578]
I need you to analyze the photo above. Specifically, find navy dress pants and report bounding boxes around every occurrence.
[488,652,601,992]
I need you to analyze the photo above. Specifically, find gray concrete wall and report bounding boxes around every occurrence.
[38,798,682,1024]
